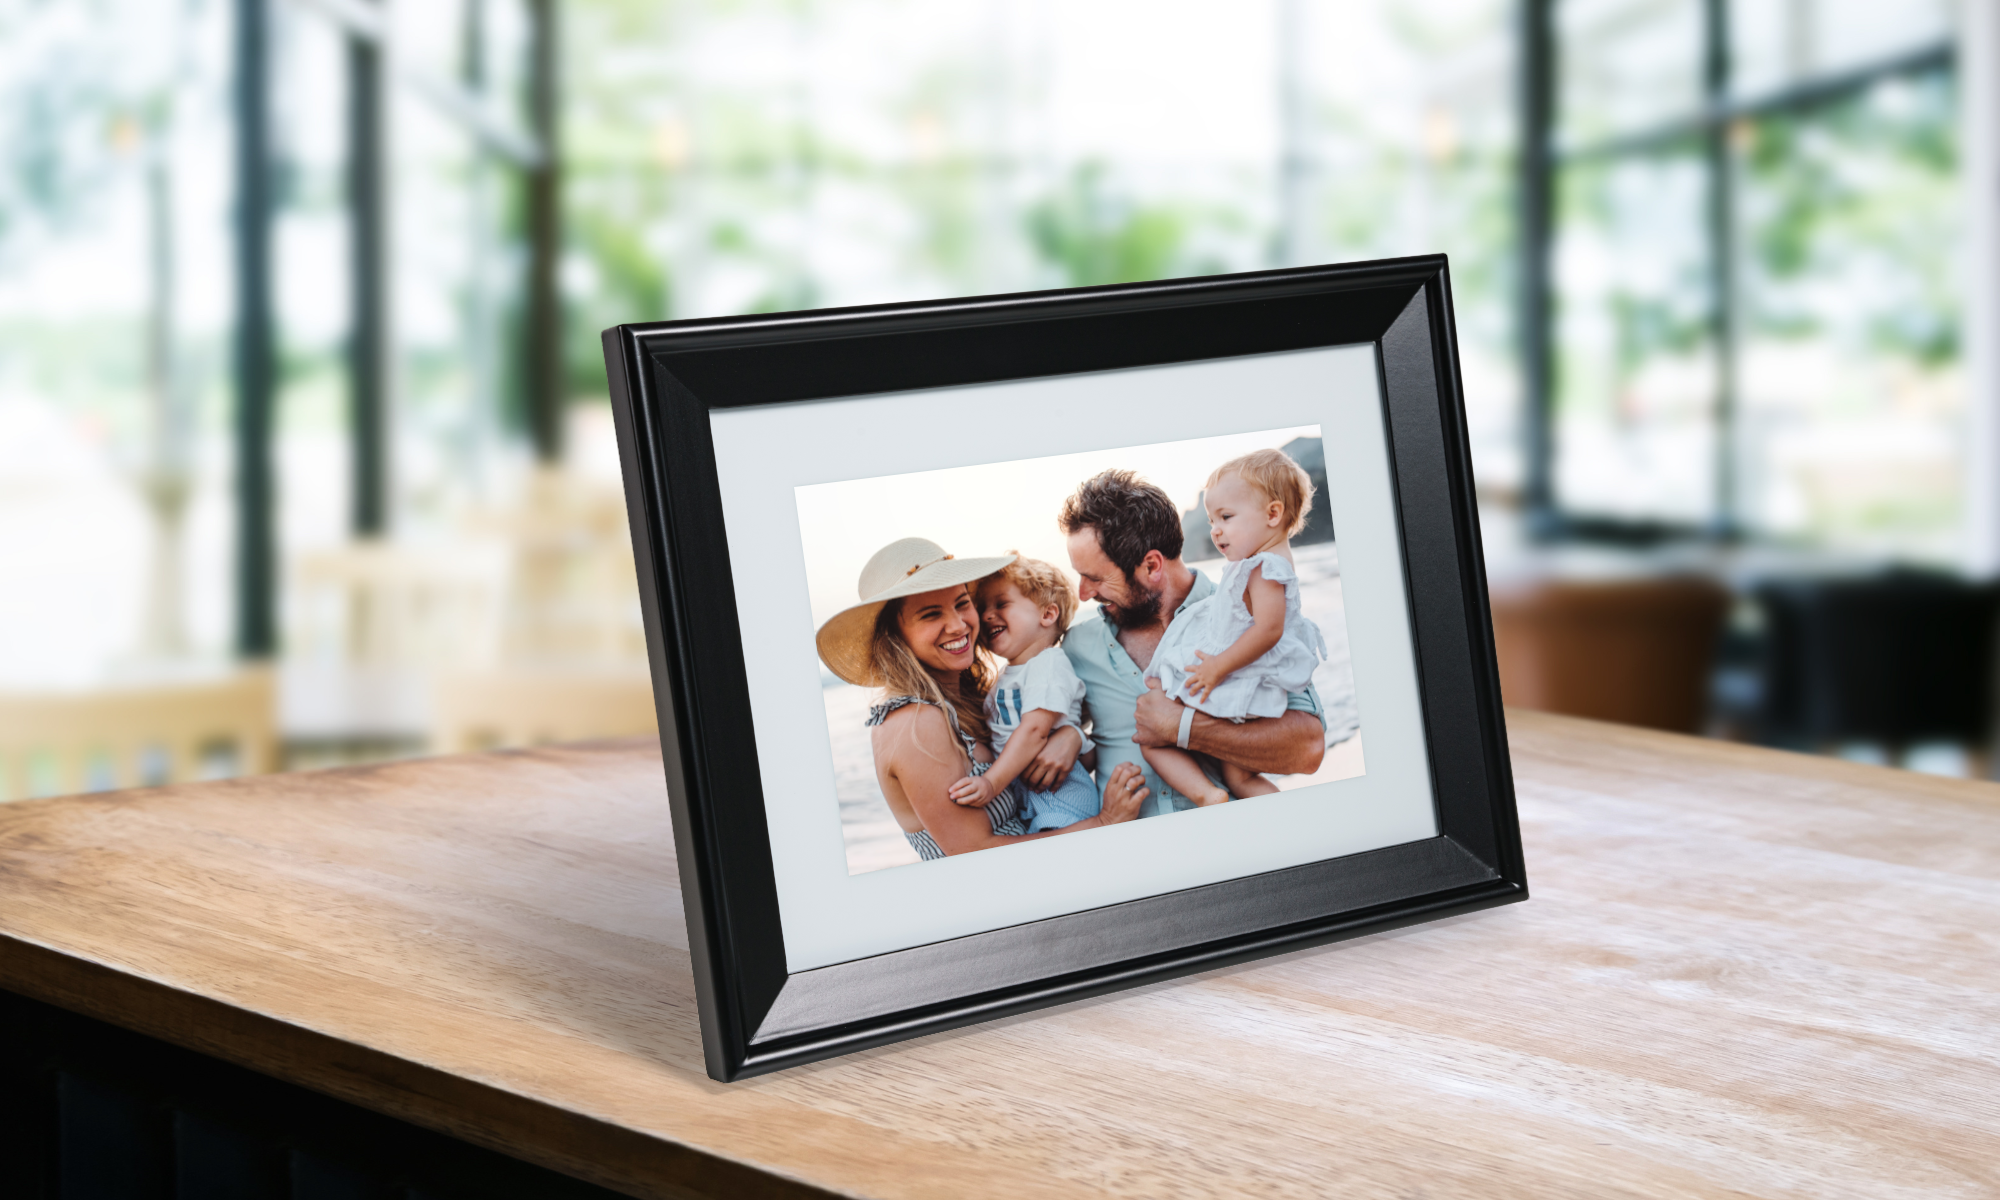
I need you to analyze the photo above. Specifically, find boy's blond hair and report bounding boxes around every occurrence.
[1206,448,1316,538]
[979,553,1080,638]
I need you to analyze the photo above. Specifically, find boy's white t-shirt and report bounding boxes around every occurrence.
[986,649,1093,757]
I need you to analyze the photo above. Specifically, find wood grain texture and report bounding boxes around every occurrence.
[1,710,1996,1199]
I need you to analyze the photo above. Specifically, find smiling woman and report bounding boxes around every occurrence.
[812,538,1147,862]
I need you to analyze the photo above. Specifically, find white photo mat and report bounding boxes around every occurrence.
[712,344,1439,972]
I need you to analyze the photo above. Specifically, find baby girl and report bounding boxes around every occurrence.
[1143,448,1328,807]
[948,555,1101,831]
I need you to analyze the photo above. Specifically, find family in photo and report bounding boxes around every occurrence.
[813,448,1334,863]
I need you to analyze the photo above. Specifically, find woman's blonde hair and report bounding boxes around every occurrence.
[1207,448,1316,538]
[868,590,997,761]
[978,553,1079,639]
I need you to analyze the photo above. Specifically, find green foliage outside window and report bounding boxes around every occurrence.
[1742,71,1959,370]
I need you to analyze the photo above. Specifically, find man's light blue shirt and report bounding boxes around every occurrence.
[1063,567,1324,819]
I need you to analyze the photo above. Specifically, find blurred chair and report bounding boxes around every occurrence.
[430,667,658,755]
[0,669,277,801]
[424,470,657,757]
[1490,575,1731,733]
[1747,571,2000,756]
[471,468,648,666]
[292,540,506,669]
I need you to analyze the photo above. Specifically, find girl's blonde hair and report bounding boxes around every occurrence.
[978,553,1079,639]
[868,591,997,761]
[1206,448,1316,538]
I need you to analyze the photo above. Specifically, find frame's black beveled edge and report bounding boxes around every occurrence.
[750,831,1497,1046]
[728,876,1524,1081]
[1371,278,1523,883]
[615,256,1450,355]
[602,327,732,1080]
[1420,272,1528,889]
[603,326,789,1080]
[633,277,1432,413]
[652,355,799,1059]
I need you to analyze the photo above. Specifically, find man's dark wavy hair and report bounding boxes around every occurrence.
[1058,469,1183,577]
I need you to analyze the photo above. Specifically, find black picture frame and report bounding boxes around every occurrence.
[603,256,1526,1083]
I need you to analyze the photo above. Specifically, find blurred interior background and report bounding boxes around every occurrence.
[2,0,1997,797]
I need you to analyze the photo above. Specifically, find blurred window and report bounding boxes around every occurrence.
[562,0,1523,486]
[1557,0,1704,144]
[1,0,1524,774]
[1530,0,1960,553]
[0,0,546,775]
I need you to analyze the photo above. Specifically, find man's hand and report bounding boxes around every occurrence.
[1022,725,1083,790]
[1181,650,1228,701]
[1097,761,1148,824]
[947,773,1000,807]
[1132,676,1187,749]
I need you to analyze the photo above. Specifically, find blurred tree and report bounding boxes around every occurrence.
[553,0,689,408]
[562,210,672,401]
[0,5,120,260]
[1743,73,1959,369]
[1025,162,1215,288]
[1554,147,1713,429]
[892,70,986,292]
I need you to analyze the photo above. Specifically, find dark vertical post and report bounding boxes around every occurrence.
[1704,0,1740,540]
[234,0,277,657]
[462,0,486,86]
[1518,0,1558,535]
[524,0,562,463]
[347,30,388,537]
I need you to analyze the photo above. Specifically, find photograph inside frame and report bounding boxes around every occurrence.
[796,425,1367,876]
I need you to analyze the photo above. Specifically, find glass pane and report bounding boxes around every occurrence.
[1553,149,1717,522]
[1735,68,1962,555]
[1557,0,1704,149]
[390,80,495,527]
[1731,0,1954,104]
[1290,0,1520,489]
[0,0,237,685]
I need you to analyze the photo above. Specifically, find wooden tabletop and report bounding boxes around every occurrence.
[2,711,1996,1199]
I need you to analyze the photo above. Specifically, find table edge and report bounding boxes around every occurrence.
[0,932,842,1200]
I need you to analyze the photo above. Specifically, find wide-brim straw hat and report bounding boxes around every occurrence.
[815,538,1016,687]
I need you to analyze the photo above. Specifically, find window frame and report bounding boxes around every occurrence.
[1517,0,1956,545]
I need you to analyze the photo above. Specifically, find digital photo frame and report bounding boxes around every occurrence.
[603,257,1526,1081]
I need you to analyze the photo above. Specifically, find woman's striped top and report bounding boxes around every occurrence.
[866,694,1026,860]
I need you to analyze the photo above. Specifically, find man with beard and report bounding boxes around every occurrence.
[1059,469,1326,818]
